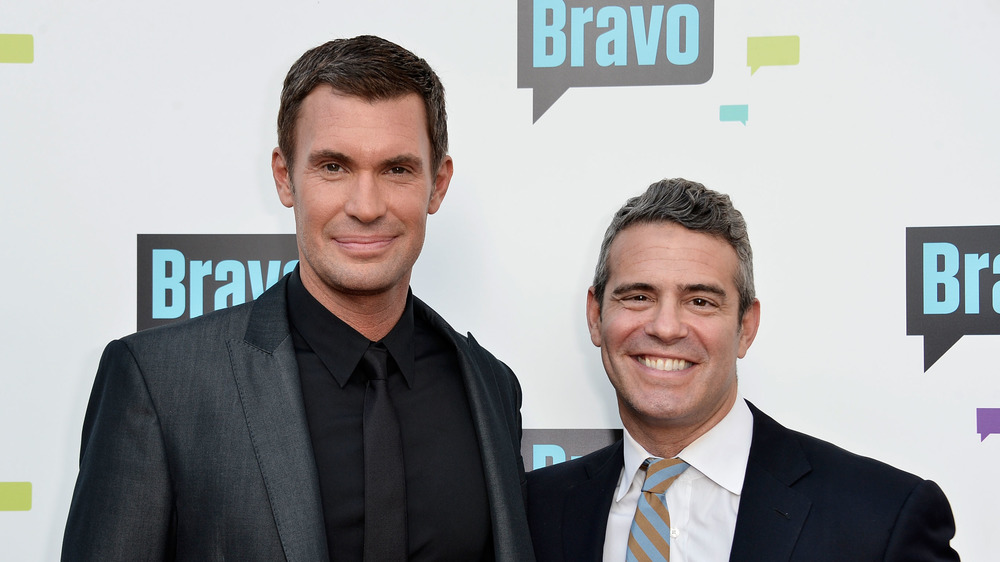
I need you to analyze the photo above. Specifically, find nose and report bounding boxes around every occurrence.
[645,302,688,343]
[343,173,387,223]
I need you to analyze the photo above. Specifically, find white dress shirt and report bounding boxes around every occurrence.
[603,397,754,562]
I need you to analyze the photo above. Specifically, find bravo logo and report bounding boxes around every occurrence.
[137,234,298,330]
[521,428,622,469]
[518,0,714,122]
[906,226,1000,370]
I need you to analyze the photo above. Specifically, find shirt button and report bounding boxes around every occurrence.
[670,528,679,539]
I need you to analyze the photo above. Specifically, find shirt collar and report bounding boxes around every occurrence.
[380,293,416,386]
[286,268,416,388]
[617,395,753,501]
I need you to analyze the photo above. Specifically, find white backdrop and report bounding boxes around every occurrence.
[2,0,998,559]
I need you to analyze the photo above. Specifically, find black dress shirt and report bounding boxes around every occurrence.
[286,271,494,561]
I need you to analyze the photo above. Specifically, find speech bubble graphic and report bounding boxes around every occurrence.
[0,482,32,511]
[518,0,715,122]
[747,35,798,75]
[906,226,1000,371]
[977,409,1000,441]
[137,234,298,331]
[0,34,33,63]
[720,104,748,125]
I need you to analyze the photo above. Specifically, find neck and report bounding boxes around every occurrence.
[299,273,409,342]
[621,393,738,459]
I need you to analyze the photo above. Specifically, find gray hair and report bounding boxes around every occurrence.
[592,178,755,320]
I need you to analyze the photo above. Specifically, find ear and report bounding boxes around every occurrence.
[427,155,453,215]
[737,299,761,358]
[586,287,604,347]
[272,147,295,208]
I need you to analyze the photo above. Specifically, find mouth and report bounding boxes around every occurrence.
[638,355,692,372]
[333,235,396,254]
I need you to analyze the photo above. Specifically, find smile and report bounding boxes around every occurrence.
[333,235,396,254]
[639,356,692,372]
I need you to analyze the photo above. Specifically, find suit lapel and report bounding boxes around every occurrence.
[563,441,623,562]
[228,277,328,561]
[415,297,535,562]
[729,402,812,562]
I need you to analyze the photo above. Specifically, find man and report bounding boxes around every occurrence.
[526,178,959,561]
[63,36,534,561]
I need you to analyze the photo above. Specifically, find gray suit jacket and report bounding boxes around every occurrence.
[63,276,534,561]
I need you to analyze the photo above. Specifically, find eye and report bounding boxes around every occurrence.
[387,166,408,175]
[615,293,653,309]
[324,163,342,173]
[689,297,719,310]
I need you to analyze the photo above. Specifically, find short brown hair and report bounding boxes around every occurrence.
[276,35,448,173]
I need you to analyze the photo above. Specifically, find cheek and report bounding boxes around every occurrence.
[298,196,339,227]
[604,327,628,352]
[393,196,431,225]
[600,346,625,387]
[295,205,317,232]
[603,315,642,351]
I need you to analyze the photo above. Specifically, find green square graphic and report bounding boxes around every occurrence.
[0,34,34,63]
[747,35,799,75]
[0,482,32,511]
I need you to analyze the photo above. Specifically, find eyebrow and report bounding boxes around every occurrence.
[610,282,657,297]
[383,154,425,173]
[683,283,727,298]
[307,150,354,169]
[306,150,425,173]
[609,282,728,299]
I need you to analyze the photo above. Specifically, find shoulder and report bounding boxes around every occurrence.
[528,440,622,489]
[412,295,473,350]
[120,299,255,355]
[93,279,291,393]
[120,275,289,357]
[92,300,258,398]
[413,294,516,379]
[526,440,622,535]
[745,403,959,558]
[747,402,952,520]
[750,402,925,489]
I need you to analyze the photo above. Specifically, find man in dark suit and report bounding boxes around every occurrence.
[63,36,534,561]
[527,178,959,561]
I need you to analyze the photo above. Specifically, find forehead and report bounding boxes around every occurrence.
[294,86,430,154]
[607,222,740,288]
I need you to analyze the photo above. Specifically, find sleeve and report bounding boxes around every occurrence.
[62,339,175,561]
[464,333,537,562]
[883,479,961,561]
[501,359,528,502]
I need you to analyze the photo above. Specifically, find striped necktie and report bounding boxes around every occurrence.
[626,457,689,562]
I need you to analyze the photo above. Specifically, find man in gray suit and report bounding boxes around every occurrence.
[63,36,534,561]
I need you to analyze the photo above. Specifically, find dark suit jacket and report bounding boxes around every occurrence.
[526,401,959,561]
[63,276,535,561]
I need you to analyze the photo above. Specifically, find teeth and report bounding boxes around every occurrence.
[641,356,690,371]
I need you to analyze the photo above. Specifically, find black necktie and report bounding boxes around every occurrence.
[360,342,407,561]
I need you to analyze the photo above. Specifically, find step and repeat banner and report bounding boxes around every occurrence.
[2,0,998,558]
